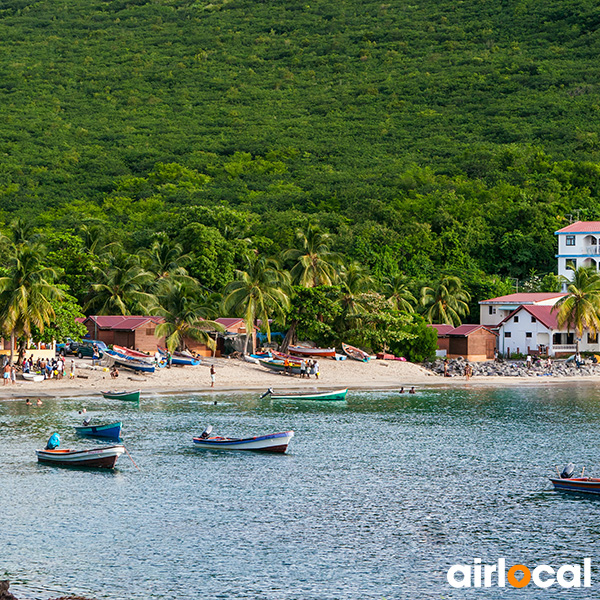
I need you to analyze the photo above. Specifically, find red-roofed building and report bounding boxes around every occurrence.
[556,221,600,286]
[428,323,497,361]
[496,304,595,357]
[479,293,567,327]
[83,315,165,353]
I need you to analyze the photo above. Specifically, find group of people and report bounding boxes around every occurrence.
[23,355,76,380]
[25,398,43,406]
[399,386,416,394]
[282,358,320,379]
[3,363,16,385]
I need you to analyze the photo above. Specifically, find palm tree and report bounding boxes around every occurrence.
[140,238,192,282]
[85,250,155,315]
[421,275,471,326]
[339,262,375,314]
[384,274,417,313]
[553,266,600,352]
[283,224,341,287]
[0,242,65,363]
[223,255,291,353]
[152,280,224,353]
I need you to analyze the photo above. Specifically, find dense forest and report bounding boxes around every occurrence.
[2,0,600,357]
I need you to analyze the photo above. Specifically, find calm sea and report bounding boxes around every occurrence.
[2,384,600,599]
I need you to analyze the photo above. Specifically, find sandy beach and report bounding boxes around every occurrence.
[2,357,600,401]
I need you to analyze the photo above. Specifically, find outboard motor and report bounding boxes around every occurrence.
[260,388,274,399]
[200,425,213,439]
[46,433,60,450]
[560,463,575,479]
[83,417,92,426]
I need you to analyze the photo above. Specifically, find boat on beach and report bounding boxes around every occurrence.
[158,347,201,366]
[258,358,302,375]
[36,444,125,468]
[22,372,44,382]
[289,345,336,358]
[342,343,371,362]
[193,427,294,453]
[271,350,302,364]
[74,421,123,440]
[102,389,141,402]
[106,351,156,373]
[261,388,348,401]
[112,345,155,364]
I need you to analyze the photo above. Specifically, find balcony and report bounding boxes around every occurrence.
[552,344,577,353]
[585,246,600,255]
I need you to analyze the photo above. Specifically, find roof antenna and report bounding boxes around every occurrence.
[565,213,573,223]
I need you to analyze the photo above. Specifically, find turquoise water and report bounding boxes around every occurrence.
[2,385,600,599]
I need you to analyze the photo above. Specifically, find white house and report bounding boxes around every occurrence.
[496,304,599,357]
[479,293,566,327]
[555,221,600,284]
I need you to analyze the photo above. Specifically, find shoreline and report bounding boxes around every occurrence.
[2,357,600,401]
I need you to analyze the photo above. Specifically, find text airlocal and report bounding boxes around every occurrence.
[447,558,591,588]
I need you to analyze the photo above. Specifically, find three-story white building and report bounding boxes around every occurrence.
[556,221,600,283]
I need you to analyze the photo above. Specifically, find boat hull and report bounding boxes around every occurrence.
[342,343,370,362]
[106,352,156,373]
[102,390,141,402]
[112,345,154,364]
[22,373,44,382]
[193,431,294,453]
[258,359,302,375]
[268,388,348,401]
[289,346,336,358]
[550,477,600,494]
[74,422,122,440]
[36,445,125,468]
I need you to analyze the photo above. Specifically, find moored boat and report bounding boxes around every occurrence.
[258,358,302,375]
[549,477,600,494]
[289,345,336,358]
[342,343,370,362]
[261,387,348,401]
[193,428,294,453]
[36,444,125,468]
[74,421,123,440]
[101,389,141,402]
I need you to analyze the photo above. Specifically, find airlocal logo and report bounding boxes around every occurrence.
[447,558,592,589]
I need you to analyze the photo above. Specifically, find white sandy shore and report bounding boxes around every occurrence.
[1,357,600,401]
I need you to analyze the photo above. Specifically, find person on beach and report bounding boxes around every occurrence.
[69,360,75,379]
[3,363,10,386]
[526,355,532,369]
[92,344,100,366]
[443,359,449,377]
[210,364,216,388]
[110,365,119,378]
[464,363,471,381]
[314,360,320,380]
[10,365,16,385]
[300,359,306,378]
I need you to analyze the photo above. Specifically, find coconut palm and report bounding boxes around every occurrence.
[140,238,192,282]
[421,275,471,326]
[223,255,291,353]
[384,274,417,313]
[152,280,224,353]
[85,250,155,315]
[339,262,375,314]
[283,224,341,287]
[0,242,65,363]
[553,266,600,352]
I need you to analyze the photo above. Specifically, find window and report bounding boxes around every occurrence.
[566,259,577,270]
[146,328,154,335]
[504,332,512,338]
[589,332,598,344]
[514,316,519,323]
[488,306,494,315]
[526,332,532,338]
[531,317,536,323]
[566,235,576,246]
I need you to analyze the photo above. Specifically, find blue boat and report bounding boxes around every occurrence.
[74,421,122,440]
[158,347,201,366]
[106,351,156,373]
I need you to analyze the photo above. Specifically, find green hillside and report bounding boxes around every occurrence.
[2,0,600,297]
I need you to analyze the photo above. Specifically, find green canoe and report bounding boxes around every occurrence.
[261,388,348,401]
[102,389,141,402]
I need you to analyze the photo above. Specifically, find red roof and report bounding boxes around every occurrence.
[427,324,455,336]
[498,305,560,330]
[480,293,566,304]
[556,221,600,233]
[84,315,163,331]
[449,324,496,336]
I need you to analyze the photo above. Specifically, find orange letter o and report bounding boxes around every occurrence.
[507,564,531,588]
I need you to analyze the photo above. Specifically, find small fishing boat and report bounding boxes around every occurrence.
[342,343,371,362]
[101,389,141,402]
[258,358,302,375]
[158,347,201,366]
[550,463,600,494]
[105,351,156,373]
[112,345,155,364]
[74,421,122,440]
[271,350,302,364]
[36,445,125,468]
[376,352,407,361]
[289,345,336,358]
[244,353,271,364]
[193,426,294,453]
[261,387,348,401]
[22,372,44,383]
